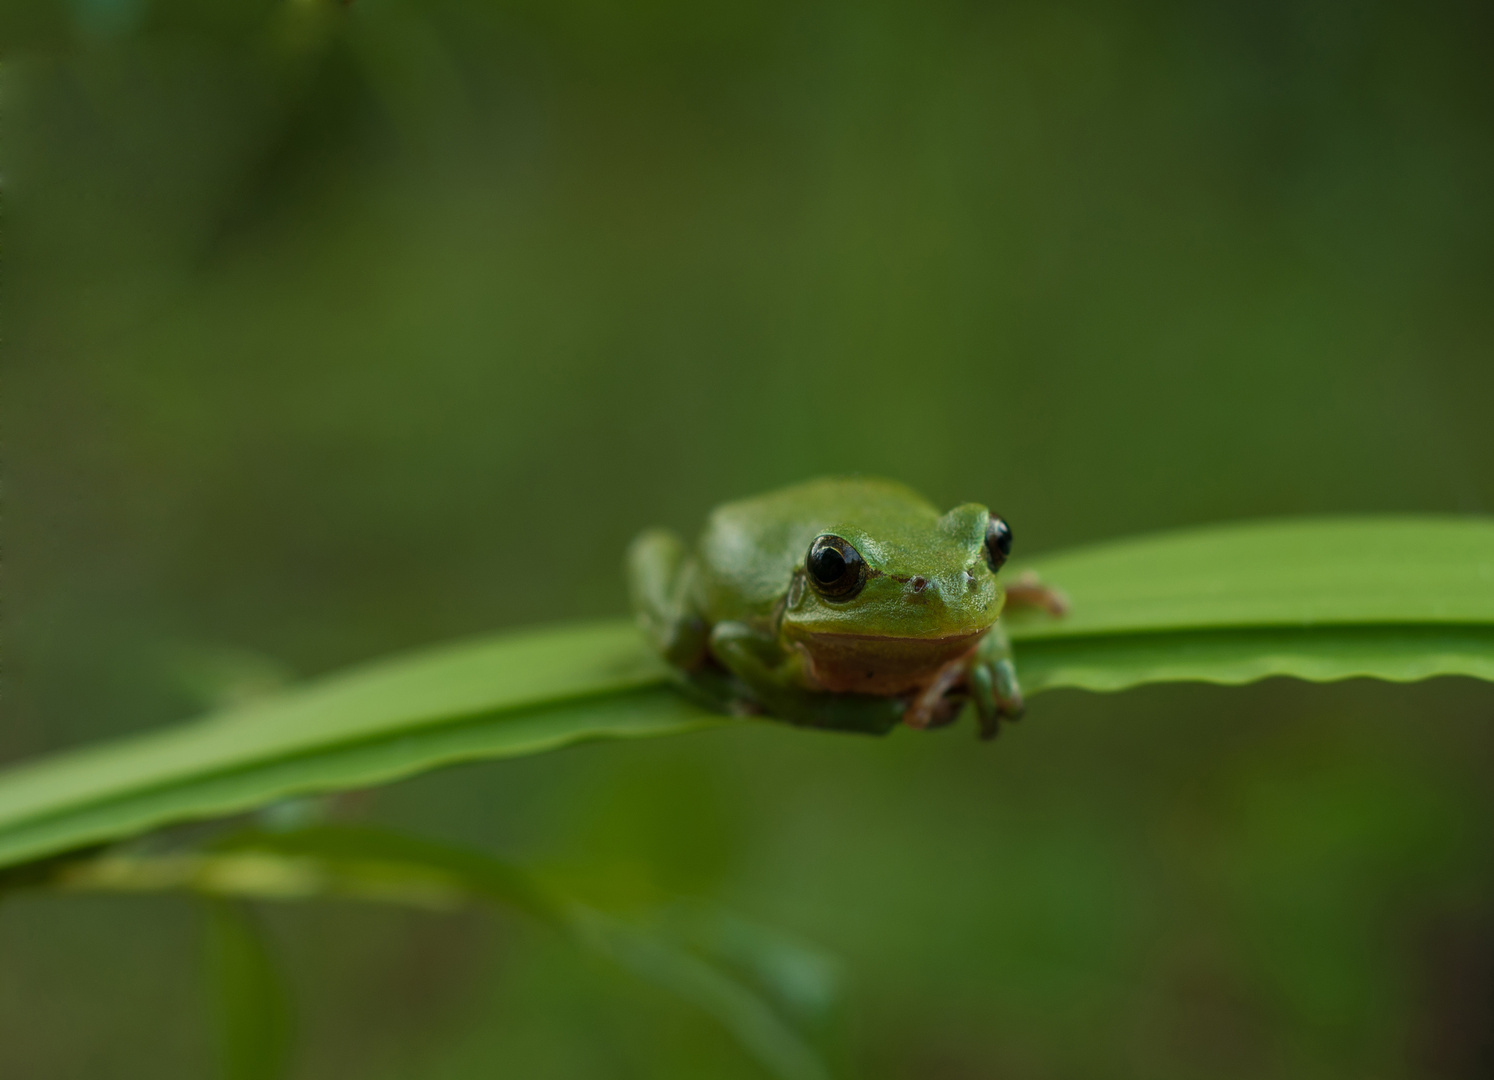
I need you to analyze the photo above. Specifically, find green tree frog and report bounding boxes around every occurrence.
[627,477,1065,739]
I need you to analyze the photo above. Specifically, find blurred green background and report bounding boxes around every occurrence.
[4,0,1493,1076]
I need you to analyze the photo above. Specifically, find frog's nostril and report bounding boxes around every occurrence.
[903,574,964,605]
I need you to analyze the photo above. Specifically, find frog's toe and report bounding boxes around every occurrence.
[991,657,1022,712]
[968,663,998,739]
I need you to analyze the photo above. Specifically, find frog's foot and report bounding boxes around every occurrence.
[920,693,968,730]
[968,657,1025,740]
[627,529,710,668]
[902,655,971,731]
[1004,570,1069,617]
[673,663,763,718]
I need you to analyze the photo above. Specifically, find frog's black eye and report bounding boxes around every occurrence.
[806,535,867,600]
[984,515,1013,573]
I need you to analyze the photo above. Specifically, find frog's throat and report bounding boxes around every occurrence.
[794,628,988,697]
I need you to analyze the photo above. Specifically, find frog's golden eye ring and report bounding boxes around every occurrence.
[985,515,1013,573]
[806,535,867,601]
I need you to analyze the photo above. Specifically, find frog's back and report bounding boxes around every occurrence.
[694,476,939,622]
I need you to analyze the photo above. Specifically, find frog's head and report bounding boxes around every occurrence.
[778,503,1013,695]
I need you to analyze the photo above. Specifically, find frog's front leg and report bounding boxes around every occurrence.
[902,654,974,732]
[710,622,903,736]
[953,572,1065,740]
[626,529,709,669]
[966,624,1025,741]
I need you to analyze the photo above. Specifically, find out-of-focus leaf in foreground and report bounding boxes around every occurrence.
[46,827,832,1080]
[204,901,294,1080]
[0,516,1488,874]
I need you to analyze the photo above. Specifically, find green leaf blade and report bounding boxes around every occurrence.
[0,687,723,874]
[0,620,724,869]
[0,621,669,825]
[0,515,1488,875]
[1017,624,1494,695]
[1008,516,1494,638]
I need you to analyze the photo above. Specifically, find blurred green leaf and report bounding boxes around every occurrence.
[51,827,832,1080]
[203,900,294,1080]
[0,517,1489,876]
[655,904,843,1027]
[576,913,831,1080]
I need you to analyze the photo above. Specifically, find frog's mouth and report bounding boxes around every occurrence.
[794,628,988,697]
